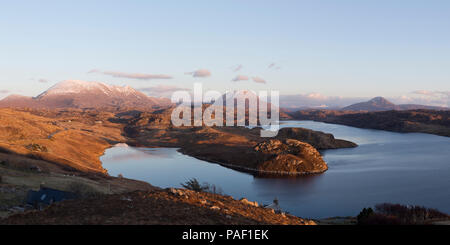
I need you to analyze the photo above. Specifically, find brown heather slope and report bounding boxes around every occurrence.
[0,108,157,217]
[0,108,125,173]
[0,189,316,225]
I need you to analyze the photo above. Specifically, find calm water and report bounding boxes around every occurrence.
[101,121,450,219]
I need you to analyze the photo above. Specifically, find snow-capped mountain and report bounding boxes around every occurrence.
[0,80,171,110]
[36,80,138,98]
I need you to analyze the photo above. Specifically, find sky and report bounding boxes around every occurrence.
[1,0,449,106]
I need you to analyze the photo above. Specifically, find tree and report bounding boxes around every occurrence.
[181,178,209,192]
[357,207,374,225]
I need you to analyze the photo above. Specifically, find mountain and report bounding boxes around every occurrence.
[342,97,396,111]
[0,80,171,110]
[342,97,449,111]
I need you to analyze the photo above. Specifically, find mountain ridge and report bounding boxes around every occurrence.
[0,80,171,110]
[342,96,448,111]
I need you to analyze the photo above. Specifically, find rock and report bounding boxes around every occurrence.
[210,206,220,211]
[29,165,42,172]
[168,188,186,197]
[120,197,132,202]
[239,198,259,207]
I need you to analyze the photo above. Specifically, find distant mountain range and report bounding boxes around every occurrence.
[0,80,171,110]
[342,97,449,111]
[1,82,447,113]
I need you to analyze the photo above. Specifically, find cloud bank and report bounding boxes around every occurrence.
[139,85,190,98]
[390,90,450,107]
[280,93,367,109]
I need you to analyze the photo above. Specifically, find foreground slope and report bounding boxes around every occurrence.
[0,189,316,225]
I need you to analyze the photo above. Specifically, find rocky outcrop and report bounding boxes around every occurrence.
[254,139,328,174]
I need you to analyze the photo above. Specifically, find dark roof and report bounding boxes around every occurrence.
[26,187,77,205]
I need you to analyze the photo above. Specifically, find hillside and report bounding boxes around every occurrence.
[288,109,450,137]
[0,108,125,173]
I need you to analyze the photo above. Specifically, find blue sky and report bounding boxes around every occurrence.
[1,0,449,105]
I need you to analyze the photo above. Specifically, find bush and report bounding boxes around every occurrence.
[357,203,449,225]
[375,203,449,224]
[357,207,374,225]
[26,143,48,152]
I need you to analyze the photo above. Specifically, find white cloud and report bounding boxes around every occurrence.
[252,76,267,84]
[232,75,249,82]
[88,69,173,80]
[185,69,211,78]
[232,64,243,72]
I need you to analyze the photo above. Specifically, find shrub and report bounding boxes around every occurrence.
[26,143,48,152]
[181,178,224,194]
[357,207,374,225]
[357,203,449,225]
[375,203,449,224]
